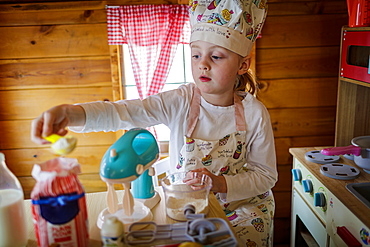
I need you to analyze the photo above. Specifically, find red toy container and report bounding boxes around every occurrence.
[347,0,370,27]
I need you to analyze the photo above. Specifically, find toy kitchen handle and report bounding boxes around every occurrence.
[336,226,362,247]
[321,145,362,156]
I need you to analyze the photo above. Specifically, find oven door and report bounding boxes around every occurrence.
[341,30,370,83]
[326,191,368,247]
[291,189,330,247]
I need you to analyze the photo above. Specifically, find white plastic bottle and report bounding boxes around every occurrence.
[101,216,126,247]
[0,152,28,247]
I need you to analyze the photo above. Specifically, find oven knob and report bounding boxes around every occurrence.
[291,168,302,181]
[302,179,313,193]
[314,192,326,207]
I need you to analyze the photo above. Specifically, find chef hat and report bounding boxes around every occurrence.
[189,0,268,57]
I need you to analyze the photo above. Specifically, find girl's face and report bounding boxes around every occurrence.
[190,40,250,106]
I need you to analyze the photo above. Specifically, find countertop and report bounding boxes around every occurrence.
[25,186,237,246]
[290,147,370,228]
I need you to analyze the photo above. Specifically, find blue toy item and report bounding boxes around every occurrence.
[100,128,159,182]
[100,128,159,216]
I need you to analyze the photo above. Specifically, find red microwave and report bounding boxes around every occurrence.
[340,30,370,83]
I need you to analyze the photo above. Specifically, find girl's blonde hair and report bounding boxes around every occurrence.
[235,69,259,97]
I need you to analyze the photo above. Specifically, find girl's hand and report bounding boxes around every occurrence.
[184,168,227,193]
[31,104,85,145]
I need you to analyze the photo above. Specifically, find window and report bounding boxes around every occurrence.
[122,43,193,142]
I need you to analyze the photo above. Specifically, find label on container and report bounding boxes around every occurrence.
[47,221,78,245]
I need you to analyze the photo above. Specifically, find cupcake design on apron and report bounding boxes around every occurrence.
[245,239,257,247]
[251,218,265,232]
[201,154,212,166]
[225,209,238,221]
[186,138,195,152]
[257,204,268,214]
[224,203,238,221]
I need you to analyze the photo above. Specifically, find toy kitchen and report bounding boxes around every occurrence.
[289,23,370,247]
[290,146,370,247]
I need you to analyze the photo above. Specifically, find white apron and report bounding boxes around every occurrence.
[177,87,275,247]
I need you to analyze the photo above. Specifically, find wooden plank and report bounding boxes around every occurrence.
[0,9,107,26]
[0,1,106,12]
[109,45,123,102]
[0,23,110,59]
[258,77,338,108]
[0,57,112,90]
[269,107,336,138]
[1,146,112,176]
[0,120,117,149]
[257,46,341,79]
[261,14,347,48]
[275,135,335,165]
[267,0,347,16]
[335,80,370,146]
[0,87,113,120]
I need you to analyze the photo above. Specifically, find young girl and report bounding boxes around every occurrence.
[31,0,277,246]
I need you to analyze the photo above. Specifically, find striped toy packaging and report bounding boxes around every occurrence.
[31,157,89,247]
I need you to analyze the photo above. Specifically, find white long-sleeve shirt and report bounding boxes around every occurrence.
[71,83,277,201]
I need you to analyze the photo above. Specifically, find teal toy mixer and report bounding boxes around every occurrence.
[97,128,160,229]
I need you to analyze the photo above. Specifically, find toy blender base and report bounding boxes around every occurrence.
[97,200,153,230]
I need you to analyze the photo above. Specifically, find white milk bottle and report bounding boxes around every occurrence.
[0,152,28,247]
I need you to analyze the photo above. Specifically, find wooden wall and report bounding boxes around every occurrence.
[0,0,348,246]
[0,1,118,197]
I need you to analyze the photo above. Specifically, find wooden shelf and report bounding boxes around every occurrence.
[334,26,370,146]
[339,77,370,88]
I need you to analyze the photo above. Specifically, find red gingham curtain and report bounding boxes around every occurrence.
[107,5,190,99]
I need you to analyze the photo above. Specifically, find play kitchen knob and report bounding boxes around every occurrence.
[302,179,313,193]
[291,168,302,182]
[314,192,326,208]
